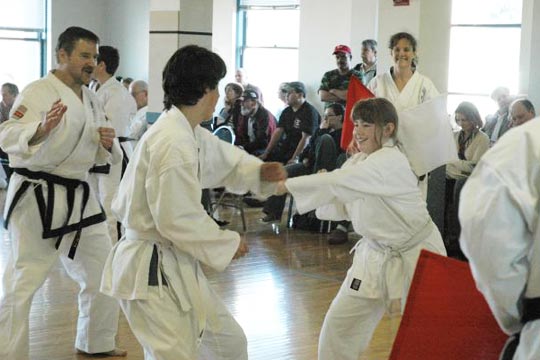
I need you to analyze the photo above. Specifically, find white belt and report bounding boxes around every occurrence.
[354,220,434,310]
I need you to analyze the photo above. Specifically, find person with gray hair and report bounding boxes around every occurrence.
[1,82,19,122]
[483,86,512,145]
[353,39,378,85]
[128,79,149,143]
[509,98,536,127]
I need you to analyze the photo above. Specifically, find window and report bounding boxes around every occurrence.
[0,0,47,90]
[237,0,300,115]
[447,0,522,120]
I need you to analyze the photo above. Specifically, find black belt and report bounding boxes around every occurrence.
[89,164,111,174]
[118,137,130,178]
[148,245,168,286]
[500,296,540,359]
[4,168,106,259]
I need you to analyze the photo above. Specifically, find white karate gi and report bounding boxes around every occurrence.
[368,70,440,197]
[286,142,446,360]
[90,77,137,244]
[128,105,149,149]
[0,72,122,359]
[101,106,276,360]
[459,118,540,360]
[367,70,439,113]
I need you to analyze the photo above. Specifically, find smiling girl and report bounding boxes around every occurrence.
[276,97,446,360]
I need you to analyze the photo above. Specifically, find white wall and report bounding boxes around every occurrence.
[49,0,108,68]
[49,0,149,81]
[104,0,150,81]
[299,0,379,113]
[212,0,237,85]
[48,0,540,112]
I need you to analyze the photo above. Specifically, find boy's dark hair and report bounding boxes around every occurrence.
[56,26,99,56]
[162,45,227,109]
[97,46,120,75]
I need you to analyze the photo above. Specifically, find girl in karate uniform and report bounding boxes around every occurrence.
[276,97,446,360]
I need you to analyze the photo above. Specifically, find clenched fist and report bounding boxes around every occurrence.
[98,127,116,150]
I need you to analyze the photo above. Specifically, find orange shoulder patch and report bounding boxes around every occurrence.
[12,105,27,120]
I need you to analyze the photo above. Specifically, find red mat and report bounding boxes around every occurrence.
[389,250,508,360]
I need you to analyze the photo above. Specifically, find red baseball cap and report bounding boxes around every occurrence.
[332,44,352,56]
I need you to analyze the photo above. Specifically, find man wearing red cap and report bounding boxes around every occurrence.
[318,44,363,107]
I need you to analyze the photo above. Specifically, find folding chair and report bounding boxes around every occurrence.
[210,126,247,231]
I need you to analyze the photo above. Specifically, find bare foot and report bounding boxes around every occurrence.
[76,348,127,357]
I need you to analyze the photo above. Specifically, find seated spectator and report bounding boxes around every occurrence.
[216,82,243,129]
[509,98,536,127]
[0,82,19,183]
[445,101,490,258]
[260,103,345,223]
[275,82,289,120]
[235,90,277,156]
[1,82,18,122]
[128,80,149,146]
[483,86,512,145]
[235,68,263,103]
[260,81,319,165]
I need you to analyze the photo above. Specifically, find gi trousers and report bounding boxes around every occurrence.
[318,280,386,360]
[120,285,248,360]
[0,183,120,359]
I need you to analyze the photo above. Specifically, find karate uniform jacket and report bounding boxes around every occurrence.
[460,118,540,358]
[286,142,446,301]
[96,77,137,156]
[0,72,122,231]
[367,70,439,112]
[101,106,276,328]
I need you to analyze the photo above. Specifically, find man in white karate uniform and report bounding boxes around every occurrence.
[100,45,286,360]
[0,26,125,359]
[460,118,540,360]
[90,45,137,244]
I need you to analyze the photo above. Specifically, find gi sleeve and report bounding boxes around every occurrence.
[459,161,532,335]
[146,146,240,272]
[286,149,411,215]
[198,128,277,197]
[0,92,46,156]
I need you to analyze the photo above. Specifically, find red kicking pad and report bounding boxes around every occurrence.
[389,250,508,360]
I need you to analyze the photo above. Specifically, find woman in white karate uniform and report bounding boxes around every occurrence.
[367,32,438,113]
[276,98,446,360]
[368,32,439,200]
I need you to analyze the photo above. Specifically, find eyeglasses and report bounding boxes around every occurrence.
[324,114,337,119]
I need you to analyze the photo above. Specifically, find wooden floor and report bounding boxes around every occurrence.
[0,190,401,360]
